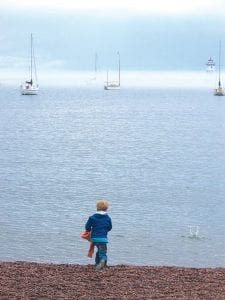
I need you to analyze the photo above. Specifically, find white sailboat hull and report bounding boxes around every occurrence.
[214,87,224,96]
[104,84,120,90]
[21,85,39,95]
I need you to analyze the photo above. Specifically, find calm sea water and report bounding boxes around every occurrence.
[0,85,225,267]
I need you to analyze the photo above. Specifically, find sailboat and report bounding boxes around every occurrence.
[214,41,224,96]
[90,52,98,81]
[104,52,120,90]
[206,57,215,72]
[94,52,98,80]
[21,33,39,95]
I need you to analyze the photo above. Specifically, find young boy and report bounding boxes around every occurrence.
[85,200,112,270]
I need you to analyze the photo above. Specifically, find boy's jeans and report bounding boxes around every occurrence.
[94,242,107,264]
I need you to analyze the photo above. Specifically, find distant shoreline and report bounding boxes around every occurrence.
[0,70,219,88]
[0,261,225,299]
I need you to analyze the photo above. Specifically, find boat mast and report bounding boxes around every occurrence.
[218,40,221,87]
[94,52,98,79]
[30,33,33,84]
[117,51,120,86]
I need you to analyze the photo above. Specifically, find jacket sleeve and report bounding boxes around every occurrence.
[108,217,112,231]
[85,217,92,231]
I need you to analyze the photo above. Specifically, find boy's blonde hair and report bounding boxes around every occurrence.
[96,200,109,211]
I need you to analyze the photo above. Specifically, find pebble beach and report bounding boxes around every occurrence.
[1,262,225,299]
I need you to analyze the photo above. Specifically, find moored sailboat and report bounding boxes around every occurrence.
[104,52,120,90]
[214,41,224,96]
[90,52,98,81]
[21,33,39,95]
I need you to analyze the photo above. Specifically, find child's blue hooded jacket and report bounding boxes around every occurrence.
[85,212,112,243]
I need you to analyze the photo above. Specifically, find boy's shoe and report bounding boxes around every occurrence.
[95,260,105,270]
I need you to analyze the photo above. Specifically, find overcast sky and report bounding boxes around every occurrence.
[2,0,225,15]
[0,0,225,73]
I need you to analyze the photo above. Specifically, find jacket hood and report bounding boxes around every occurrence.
[93,213,108,219]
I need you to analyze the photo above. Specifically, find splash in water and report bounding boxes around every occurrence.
[188,226,199,239]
